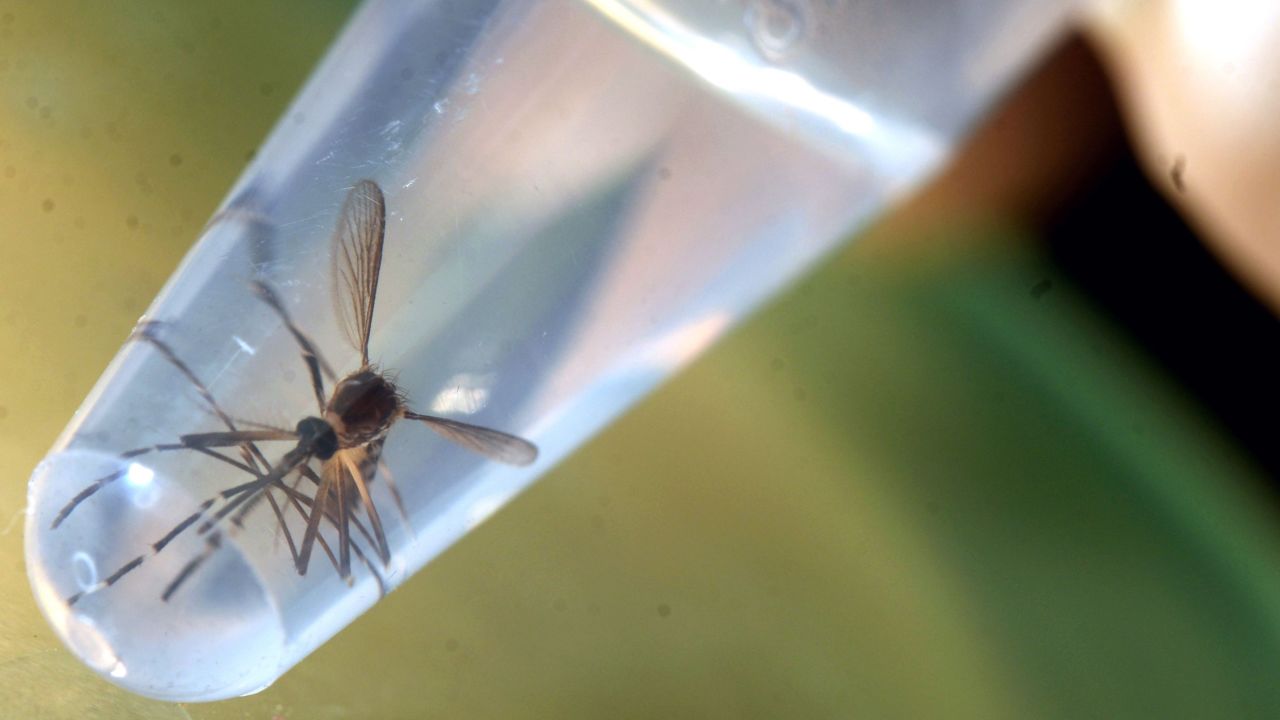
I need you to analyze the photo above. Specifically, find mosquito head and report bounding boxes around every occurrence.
[295,416,338,460]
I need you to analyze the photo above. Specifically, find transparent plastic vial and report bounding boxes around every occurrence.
[25,0,1079,702]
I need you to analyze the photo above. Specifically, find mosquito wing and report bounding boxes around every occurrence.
[405,411,538,466]
[330,179,387,365]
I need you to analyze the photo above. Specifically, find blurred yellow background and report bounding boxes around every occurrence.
[3,3,1280,718]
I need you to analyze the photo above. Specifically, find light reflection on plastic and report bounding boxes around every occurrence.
[429,373,493,414]
[585,0,944,179]
[67,613,121,675]
[589,0,875,137]
[639,312,731,370]
[124,463,155,489]
[71,551,98,590]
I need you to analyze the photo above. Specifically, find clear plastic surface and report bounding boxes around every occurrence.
[25,0,1079,702]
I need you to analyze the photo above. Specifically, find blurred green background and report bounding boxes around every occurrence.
[3,2,1280,718]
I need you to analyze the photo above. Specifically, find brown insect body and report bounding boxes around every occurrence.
[326,368,403,450]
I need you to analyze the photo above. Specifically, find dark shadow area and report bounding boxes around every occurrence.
[1045,142,1280,480]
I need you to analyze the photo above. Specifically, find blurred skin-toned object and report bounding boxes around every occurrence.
[1087,0,1280,312]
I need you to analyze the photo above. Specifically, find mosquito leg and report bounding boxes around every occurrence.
[51,431,289,530]
[68,504,210,607]
[72,468,321,606]
[272,463,323,528]
[284,454,390,573]
[350,508,380,561]
[162,468,353,603]
[129,327,311,595]
[69,487,243,606]
[335,469,352,579]
[275,467,387,588]
[163,479,340,603]
[292,482,380,570]
[226,466,320,577]
[232,461,323,530]
[51,445,184,529]
[276,466,379,580]
[293,461,381,579]
[103,326,304,601]
[178,429,297,447]
[53,467,132,531]
[296,490,386,592]
[161,533,221,602]
[376,458,410,527]
[195,450,309,538]
[132,324,274,474]
[251,281,334,415]
[201,452,383,585]
[275,481,341,575]
[68,554,146,607]
[296,467,339,577]
[231,475,341,579]
[67,456,285,602]
[345,530,387,597]
[357,437,408,528]
[260,479,391,596]
[134,324,238,430]
[340,454,390,564]
[187,447,261,477]
[261,488,300,568]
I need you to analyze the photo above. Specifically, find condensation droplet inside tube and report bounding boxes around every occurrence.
[746,0,808,60]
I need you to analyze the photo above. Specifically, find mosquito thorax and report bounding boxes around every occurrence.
[326,369,402,448]
[295,416,339,460]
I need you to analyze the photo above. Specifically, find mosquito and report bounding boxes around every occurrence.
[53,178,538,606]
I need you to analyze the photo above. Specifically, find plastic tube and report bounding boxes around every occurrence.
[25,0,1079,701]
